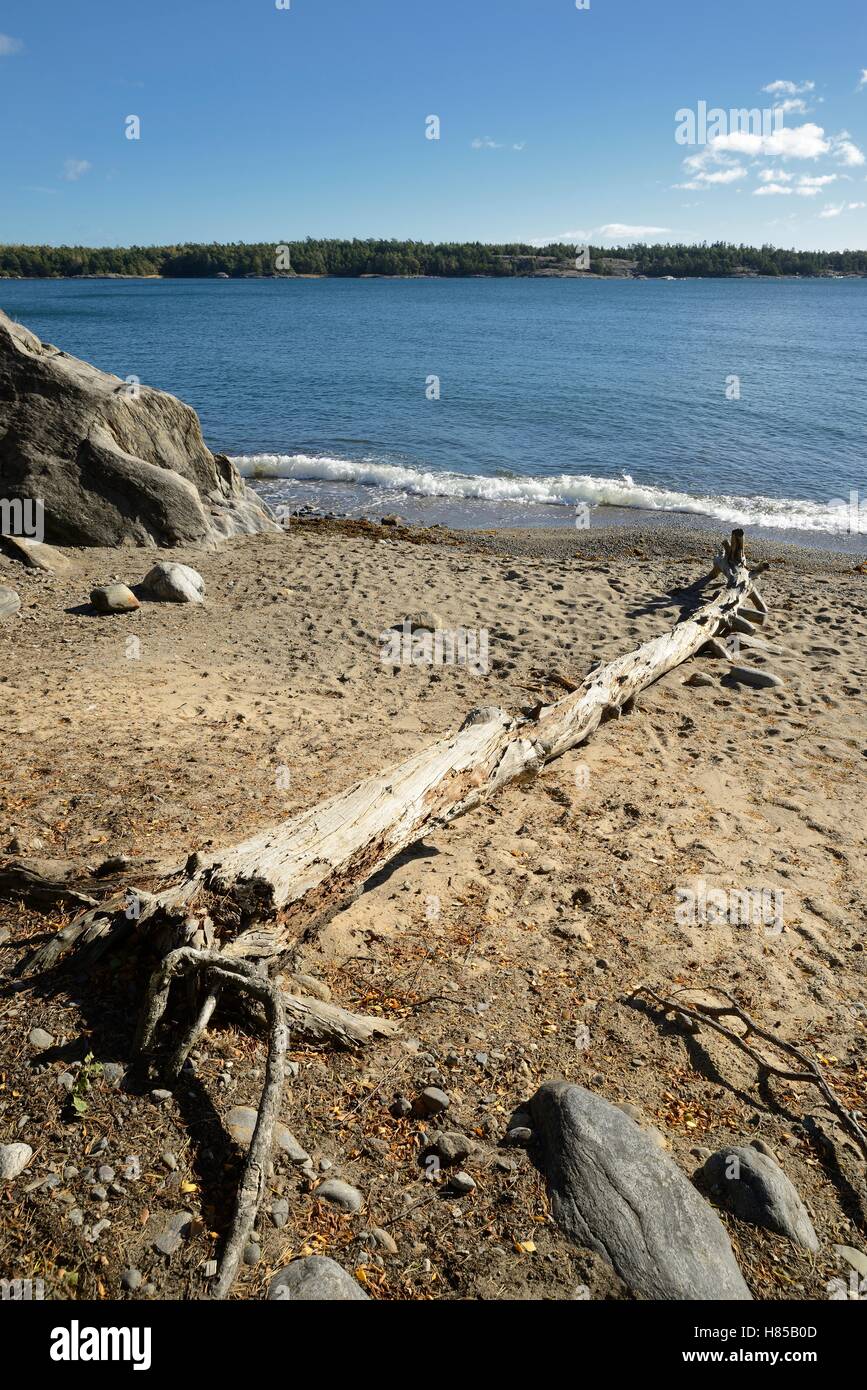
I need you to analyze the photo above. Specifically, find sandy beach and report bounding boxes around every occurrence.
[1,517,865,1300]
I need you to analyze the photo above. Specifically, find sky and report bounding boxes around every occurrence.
[1,0,866,251]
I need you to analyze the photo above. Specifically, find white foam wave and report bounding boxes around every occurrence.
[233,452,862,534]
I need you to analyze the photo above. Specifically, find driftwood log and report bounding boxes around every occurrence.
[17,527,768,1296]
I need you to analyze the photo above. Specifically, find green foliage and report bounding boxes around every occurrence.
[0,239,864,279]
[69,1052,103,1116]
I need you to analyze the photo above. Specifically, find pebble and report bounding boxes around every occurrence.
[412,1087,450,1117]
[834,1245,867,1279]
[90,583,140,614]
[161,1152,178,1170]
[316,1178,363,1213]
[122,1268,143,1291]
[506,1127,533,1145]
[0,1143,33,1180]
[28,1027,54,1050]
[427,1131,474,1165]
[98,1165,115,1183]
[243,1242,261,1267]
[102,1063,125,1088]
[370,1227,398,1254]
[448,1172,476,1195]
[150,1089,173,1105]
[270,1197,290,1228]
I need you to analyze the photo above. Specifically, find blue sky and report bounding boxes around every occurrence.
[1,0,866,250]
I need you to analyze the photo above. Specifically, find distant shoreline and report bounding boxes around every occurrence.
[3,271,866,282]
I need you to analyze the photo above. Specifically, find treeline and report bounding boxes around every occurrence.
[0,239,865,279]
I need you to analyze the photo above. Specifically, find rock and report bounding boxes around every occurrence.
[834,1245,867,1278]
[268,1256,369,1301]
[90,583,140,614]
[150,1089,172,1105]
[530,1081,752,1301]
[316,1178,363,1213]
[370,1226,398,1254]
[0,1143,33,1180]
[0,586,21,620]
[270,1197,290,1229]
[726,666,784,690]
[506,1126,533,1145]
[427,1132,475,1166]
[243,1242,261,1267]
[0,535,72,574]
[390,1096,413,1119]
[684,671,715,688]
[405,611,442,633]
[412,1087,450,1117]
[225,1106,309,1164]
[28,1027,54,1050]
[102,1063,125,1088]
[448,1171,476,1195]
[121,1268,143,1291]
[141,561,205,604]
[701,1147,819,1251]
[0,309,277,547]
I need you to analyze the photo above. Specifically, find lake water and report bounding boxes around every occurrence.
[2,276,865,546]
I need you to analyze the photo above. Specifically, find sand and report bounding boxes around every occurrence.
[0,518,865,1300]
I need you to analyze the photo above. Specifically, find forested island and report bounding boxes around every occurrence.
[1,239,866,279]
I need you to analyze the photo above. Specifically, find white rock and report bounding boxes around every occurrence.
[0,1143,33,1180]
[142,562,205,605]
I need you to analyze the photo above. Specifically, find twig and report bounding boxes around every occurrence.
[629,983,867,1163]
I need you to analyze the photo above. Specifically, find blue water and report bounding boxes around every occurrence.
[2,276,865,537]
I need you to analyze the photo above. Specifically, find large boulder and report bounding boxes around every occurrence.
[0,309,277,548]
[529,1081,752,1300]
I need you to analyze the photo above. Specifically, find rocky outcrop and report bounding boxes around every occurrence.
[0,310,277,548]
[529,1081,752,1300]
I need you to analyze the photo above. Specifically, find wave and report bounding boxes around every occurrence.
[232,452,862,534]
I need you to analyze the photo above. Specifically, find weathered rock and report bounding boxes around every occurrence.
[316,1178,363,1213]
[405,611,443,633]
[0,1143,33,1180]
[448,1171,476,1195]
[412,1087,449,1117]
[0,309,277,548]
[726,666,784,690]
[426,1131,475,1166]
[90,584,140,614]
[268,1256,369,1301]
[141,561,204,604]
[701,1146,819,1251]
[0,535,72,574]
[530,1081,752,1301]
[0,586,20,620]
[28,1027,55,1050]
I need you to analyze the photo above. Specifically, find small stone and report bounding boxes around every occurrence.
[243,1242,261,1267]
[91,1185,108,1202]
[390,1096,412,1119]
[271,1197,290,1229]
[404,610,442,633]
[68,1208,84,1227]
[122,1268,143,1291]
[102,1063,125,1088]
[684,671,715,688]
[161,1152,178,1170]
[448,1172,476,1195]
[537,858,559,875]
[225,1105,309,1164]
[153,1230,182,1257]
[150,1089,172,1105]
[141,561,205,605]
[98,1165,115,1183]
[412,1087,450,1117]
[427,1132,474,1166]
[90,584,140,614]
[506,1127,533,1145]
[89,1218,111,1242]
[269,1256,369,1301]
[727,665,784,690]
[0,587,21,620]
[0,1143,33,1179]
[834,1245,867,1279]
[28,1027,54,1050]
[370,1227,398,1254]
[316,1178,363,1213]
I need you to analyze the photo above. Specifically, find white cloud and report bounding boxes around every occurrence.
[858,70,867,90]
[796,174,838,196]
[819,200,866,218]
[754,183,793,196]
[832,133,866,166]
[774,97,810,115]
[512,141,526,151]
[758,168,793,183]
[62,158,92,182]
[598,224,670,240]
[0,33,23,55]
[675,164,747,190]
[762,79,815,96]
[709,122,829,160]
[471,137,502,150]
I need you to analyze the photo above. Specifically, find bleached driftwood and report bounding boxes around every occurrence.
[25,528,759,976]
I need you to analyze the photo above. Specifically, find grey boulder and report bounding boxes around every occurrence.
[529,1081,752,1301]
[701,1146,819,1251]
[0,309,277,548]
[141,562,204,604]
[268,1256,369,1301]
